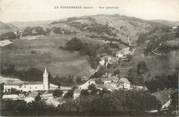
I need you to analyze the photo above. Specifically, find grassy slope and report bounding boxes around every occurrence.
[1,14,178,80]
[0,21,17,34]
[0,34,92,77]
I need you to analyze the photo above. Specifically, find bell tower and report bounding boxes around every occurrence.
[43,67,49,90]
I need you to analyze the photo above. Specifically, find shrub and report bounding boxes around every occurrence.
[53,89,63,97]
[63,90,74,99]
[65,37,83,51]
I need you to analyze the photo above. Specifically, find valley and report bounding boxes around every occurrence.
[0,14,178,115]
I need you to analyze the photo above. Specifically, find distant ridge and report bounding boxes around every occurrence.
[0,21,18,34]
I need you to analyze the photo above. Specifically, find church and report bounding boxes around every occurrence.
[3,68,58,92]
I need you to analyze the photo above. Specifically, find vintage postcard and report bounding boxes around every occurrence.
[0,0,178,116]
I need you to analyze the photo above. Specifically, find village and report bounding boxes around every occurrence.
[1,68,148,107]
[0,32,170,110]
[0,44,148,107]
[0,17,178,116]
[0,26,175,111]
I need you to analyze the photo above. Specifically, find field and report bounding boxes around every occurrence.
[0,34,92,77]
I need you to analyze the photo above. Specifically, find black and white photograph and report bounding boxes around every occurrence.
[0,0,178,116]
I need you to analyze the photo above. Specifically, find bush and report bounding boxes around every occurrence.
[137,61,148,74]
[63,90,74,99]
[145,72,178,92]
[34,26,46,35]
[23,27,33,36]
[53,89,63,97]
[53,27,72,34]
[23,26,46,36]
[50,75,75,86]
[65,37,83,51]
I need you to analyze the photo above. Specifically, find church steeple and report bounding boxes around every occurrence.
[43,67,49,90]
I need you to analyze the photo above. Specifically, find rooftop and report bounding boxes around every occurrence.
[4,81,43,85]
[119,77,130,84]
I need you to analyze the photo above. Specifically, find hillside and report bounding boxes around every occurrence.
[0,34,92,78]
[11,20,52,30]
[0,14,178,86]
[50,15,154,45]
[0,21,17,34]
[49,14,178,77]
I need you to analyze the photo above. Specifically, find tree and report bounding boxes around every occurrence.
[137,61,148,74]
[169,91,178,112]
[0,32,17,40]
[23,68,43,81]
[80,89,89,96]
[53,89,63,97]
[58,100,79,112]
[88,84,96,90]
[66,37,83,51]
[75,77,83,84]
[34,26,46,35]
[95,78,103,84]
[0,83,4,98]
[63,90,74,99]
[128,67,145,86]
[92,66,107,78]
[23,27,33,36]
[87,84,99,96]
[35,93,41,102]
[114,69,120,76]
[99,88,111,96]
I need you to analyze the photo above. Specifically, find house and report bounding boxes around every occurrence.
[60,86,72,94]
[95,76,119,91]
[99,58,105,66]
[24,97,34,103]
[96,83,118,91]
[99,56,112,66]
[45,98,61,107]
[172,24,179,29]
[102,79,112,84]
[101,76,119,84]
[133,85,148,91]
[73,89,81,99]
[2,94,19,100]
[60,86,72,91]
[118,77,131,90]
[41,93,54,100]
[79,79,96,90]
[116,47,136,60]
[3,68,58,92]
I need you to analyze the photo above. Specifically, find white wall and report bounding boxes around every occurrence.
[4,84,44,92]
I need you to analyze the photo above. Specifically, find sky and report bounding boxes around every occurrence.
[0,0,179,22]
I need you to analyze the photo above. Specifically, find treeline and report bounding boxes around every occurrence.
[53,27,76,34]
[63,37,114,68]
[1,63,84,86]
[69,20,117,36]
[128,61,178,92]
[50,75,85,86]
[145,72,178,92]
[22,26,48,36]
[0,26,49,40]
[1,64,43,82]
[138,25,179,55]
[1,90,162,116]
[0,31,20,40]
